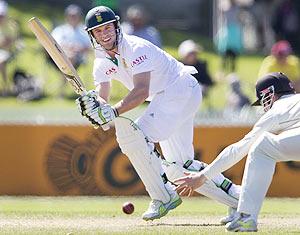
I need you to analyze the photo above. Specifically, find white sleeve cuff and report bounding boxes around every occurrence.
[201,166,216,180]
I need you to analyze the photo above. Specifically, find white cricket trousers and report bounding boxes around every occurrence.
[238,127,300,220]
[137,74,202,164]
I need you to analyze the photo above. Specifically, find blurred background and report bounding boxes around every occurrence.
[1,0,300,197]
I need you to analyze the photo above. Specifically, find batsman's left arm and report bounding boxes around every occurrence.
[96,81,111,103]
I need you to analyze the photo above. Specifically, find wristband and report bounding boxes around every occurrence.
[113,107,119,117]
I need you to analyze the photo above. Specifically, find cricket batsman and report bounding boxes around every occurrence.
[175,72,300,232]
[76,6,241,221]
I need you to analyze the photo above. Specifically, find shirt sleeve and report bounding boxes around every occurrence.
[201,110,278,180]
[129,43,154,75]
[93,58,111,86]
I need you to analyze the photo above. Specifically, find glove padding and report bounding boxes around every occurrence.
[86,103,119,126]
[76,90,100,117]
[75,90,118,127]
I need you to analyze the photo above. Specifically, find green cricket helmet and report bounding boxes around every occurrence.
[85,6,121,49]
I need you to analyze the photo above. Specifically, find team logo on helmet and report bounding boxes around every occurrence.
[95,13,103,23]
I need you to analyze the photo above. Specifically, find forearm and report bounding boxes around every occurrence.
[97,82,110,102]
[114,87,148,115]
[113,72,150,115]
[201,136,254,180]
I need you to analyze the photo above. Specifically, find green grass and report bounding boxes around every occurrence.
[0,196,299,234]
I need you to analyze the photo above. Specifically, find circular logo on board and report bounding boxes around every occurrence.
[46,127,144,195]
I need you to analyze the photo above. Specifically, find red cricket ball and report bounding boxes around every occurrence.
[122,202,134,214]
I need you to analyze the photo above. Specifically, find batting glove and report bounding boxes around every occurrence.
[84,103,118,127]
[76,90,100,117]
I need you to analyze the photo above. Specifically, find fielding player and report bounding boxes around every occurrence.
[175,72,300,232]
[76,6,240,221]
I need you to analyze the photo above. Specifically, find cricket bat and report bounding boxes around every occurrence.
[28,17,109,130]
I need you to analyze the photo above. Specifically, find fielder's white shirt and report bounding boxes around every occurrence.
[93,34,197,98]
[202,94,300,179]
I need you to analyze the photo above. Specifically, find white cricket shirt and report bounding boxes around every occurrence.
[93,34,197,97]
[202,94,300,179]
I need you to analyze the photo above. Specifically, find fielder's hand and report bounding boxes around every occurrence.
[174,172,207,197]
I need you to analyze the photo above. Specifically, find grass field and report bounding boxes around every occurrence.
[1,196,300,234]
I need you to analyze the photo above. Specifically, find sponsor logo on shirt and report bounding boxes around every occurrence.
[105,67,117,75]
[131,55,148,67]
